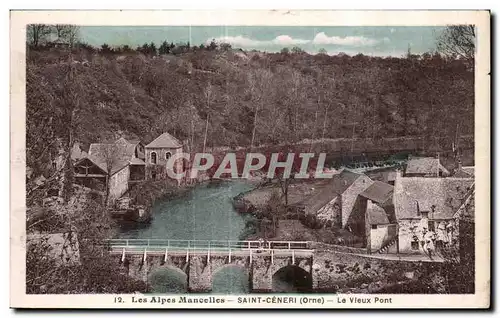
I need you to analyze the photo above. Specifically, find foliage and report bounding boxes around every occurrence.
[437,25,475,64]
[27,46,473,160]
[26,193,148,294]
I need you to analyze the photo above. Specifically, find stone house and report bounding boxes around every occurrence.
[393,173,474,256]
[357,181,397,253]
[404,157,450,177]
[334,170,374,234]
[145,132,184,180]
[73,137,146,204]
[292,170,373,241]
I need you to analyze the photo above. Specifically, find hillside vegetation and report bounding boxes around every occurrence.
[26,46,474,179]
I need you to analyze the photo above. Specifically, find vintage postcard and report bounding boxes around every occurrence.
[10,10,490,309]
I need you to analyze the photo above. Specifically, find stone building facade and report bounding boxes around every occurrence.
[393,173,474,255]
[145,132,184,180]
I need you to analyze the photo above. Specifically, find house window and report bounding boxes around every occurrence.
[151,171,156,180]
[371,224,377,230]
[411,241,419,250]
[428,221,435,232]
[165,151,172,160]
[151,152,157,164]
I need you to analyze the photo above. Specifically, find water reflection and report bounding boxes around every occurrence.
[212,266,250,294]
[149,267,188,293]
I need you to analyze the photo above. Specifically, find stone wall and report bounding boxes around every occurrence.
[312,248,440,293]
[398,218,458,254]
[145,147,183,180]
[109,166,130,204]
[315,196,341,228]
[341,175,374,227]
[251,253,312,292]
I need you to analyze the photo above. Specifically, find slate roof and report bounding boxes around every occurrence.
[116,137,142,147]
[130,157,146,165]
[394,177,474,220]
[361,181,394,204]
[405,157,450,176]
[88,139,145,175]
[74,157,107,174]
[367,200,390,225]
[296,185,340,215]
[331,170,364,195]
[145,132,182,149]
[292,170,362,215]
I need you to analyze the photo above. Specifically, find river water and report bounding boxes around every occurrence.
[117,180,255,294]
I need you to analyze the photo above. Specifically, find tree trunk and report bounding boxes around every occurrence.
[309,95,320,152]
[202,113,209,154]
[321,105,329,148]
[250,104,259,151]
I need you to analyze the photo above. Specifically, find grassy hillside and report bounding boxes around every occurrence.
[26,46,474,177]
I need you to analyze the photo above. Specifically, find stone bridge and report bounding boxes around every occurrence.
[106,239,314,292]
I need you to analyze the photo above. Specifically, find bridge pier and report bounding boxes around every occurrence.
[188,255,212,292]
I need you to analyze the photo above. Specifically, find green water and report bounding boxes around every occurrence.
[118,180,255,293]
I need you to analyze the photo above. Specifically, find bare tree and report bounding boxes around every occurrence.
[101,143,120,205]
[247,69,273,150]
[266,190,285,236]
[27,24,52,47]
[437,25,475,64]
[202,83,215,153]
[54,24,80,47]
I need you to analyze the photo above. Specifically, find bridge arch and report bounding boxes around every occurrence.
[149,265,188,293]
[212,264,250,294]
[272,265,312,293]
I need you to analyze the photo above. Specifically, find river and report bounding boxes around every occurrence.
[117,180,256,294]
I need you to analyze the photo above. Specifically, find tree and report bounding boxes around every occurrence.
[208,39,218,51]
[54,24,80,47]
[140,43,149,54]
[280,47,290,54]
[202,83,216,153]
[318,48,327,55]
[159,40,170,55]
[149,42,157,56]
[291,46,304,54]
[101,143,120,206]
[247,69,273,150]
[27,24,52,47]
[266,190,285,236]
[437,25,475,64]
[220,42,232,51]
[120,44,132,52]
[100,43,113,54]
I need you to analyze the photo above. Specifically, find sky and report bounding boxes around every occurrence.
[80,26,445,57]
